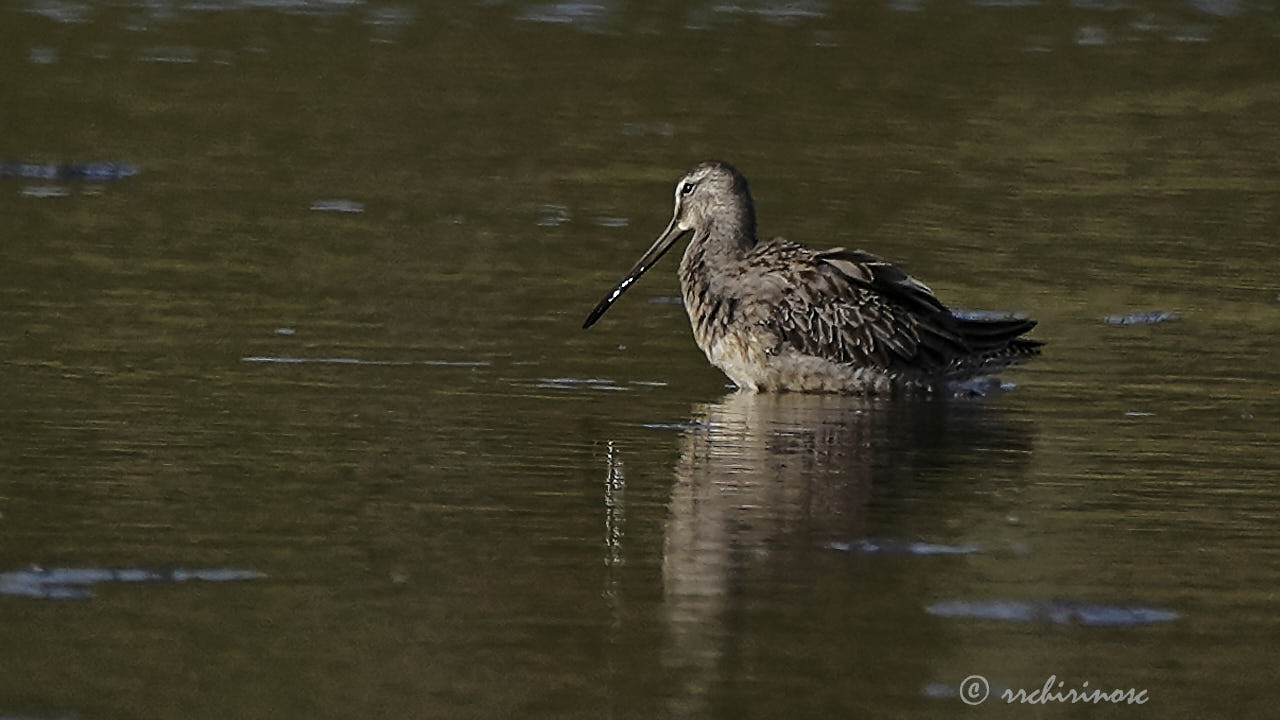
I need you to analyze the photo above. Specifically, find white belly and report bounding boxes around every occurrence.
[703,331,901,394]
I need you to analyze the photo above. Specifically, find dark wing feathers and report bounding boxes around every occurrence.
[816,248,948,316]
[764,243,1040,374]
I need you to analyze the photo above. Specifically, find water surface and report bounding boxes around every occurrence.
[2,1,1278,718]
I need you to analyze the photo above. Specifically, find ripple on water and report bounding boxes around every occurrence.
[1103,310,1179,325]
[136,46,200,64]
[241,356,488,367]
[534,377,627,391]
[826,539,984,556]
[535,203,571,227]
[925,599,1179,626]
[947,377,1017,397]
[19,186,69,198]
[921,682,958,699]
[951,308,1030,321]
[0,567,266,600]
[24,0,93,23]
[310,199,365,213]
[518,2,610,26]
[827,538,1032,556]
[640,420,710,431]
[517,377,669,392]
[1,161,138,181]
[28,46,58,64]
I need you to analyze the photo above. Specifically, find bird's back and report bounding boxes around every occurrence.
[680,237,1041,393]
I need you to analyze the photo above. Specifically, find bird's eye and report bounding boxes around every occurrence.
[679,182,695,197]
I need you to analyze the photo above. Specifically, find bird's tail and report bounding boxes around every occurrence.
[949,314,1043,374]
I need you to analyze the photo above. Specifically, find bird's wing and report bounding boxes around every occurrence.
[760,244,972,372]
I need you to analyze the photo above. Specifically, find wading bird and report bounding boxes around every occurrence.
[583,161,1041,393]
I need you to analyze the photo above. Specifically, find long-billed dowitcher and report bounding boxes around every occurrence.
[583,160,1042,394]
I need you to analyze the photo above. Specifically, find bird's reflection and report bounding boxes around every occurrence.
[660,392,1032,716]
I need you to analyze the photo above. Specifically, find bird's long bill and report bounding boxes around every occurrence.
[582,217,687,329]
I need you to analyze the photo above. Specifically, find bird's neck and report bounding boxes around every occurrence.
[704,201,759,253]
[679,225,752,293]
[678,204,758,291]
[723,199,757,249]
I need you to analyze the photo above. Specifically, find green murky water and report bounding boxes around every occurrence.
[2,1,1279,717]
